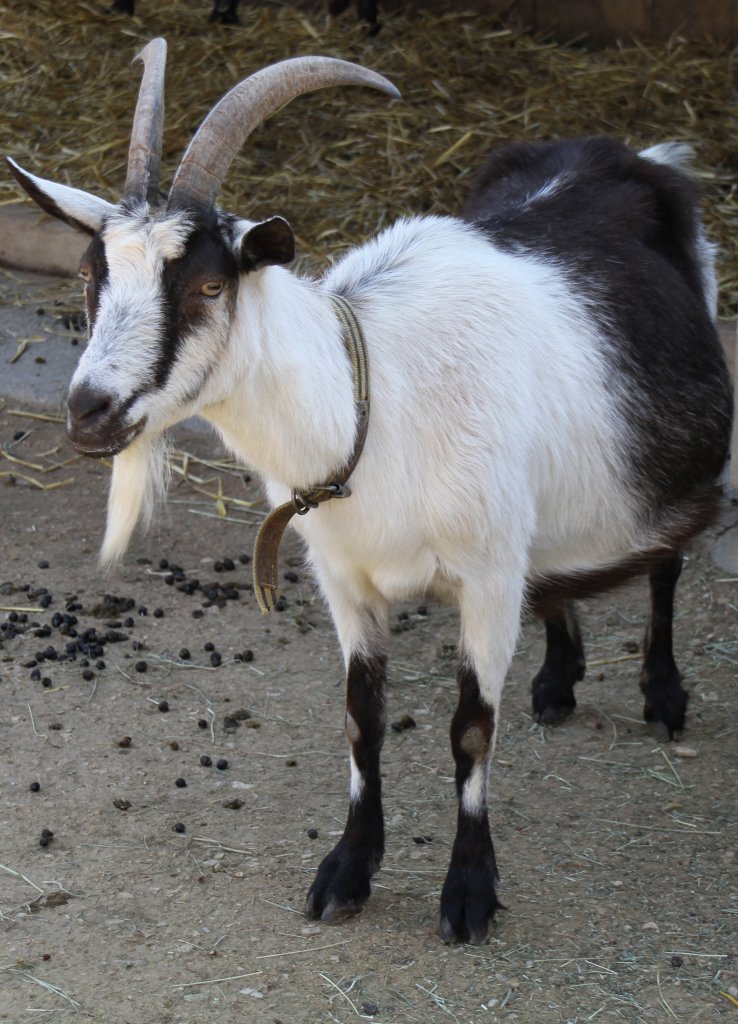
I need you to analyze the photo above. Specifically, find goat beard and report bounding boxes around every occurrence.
[100,432,170,568]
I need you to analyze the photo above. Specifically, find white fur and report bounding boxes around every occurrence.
[6,159,114,232]
[76,211,681,672]
[101,433,169,566]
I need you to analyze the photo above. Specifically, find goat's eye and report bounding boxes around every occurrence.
[200,281,224,298]
[79,267,92,283]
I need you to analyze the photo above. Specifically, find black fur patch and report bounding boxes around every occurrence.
[80,233,109,332]
[154,207,239,391]
[463,136,733,519]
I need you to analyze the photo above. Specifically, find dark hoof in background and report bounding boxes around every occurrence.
[642,675,689,740]
[533,701,576,726]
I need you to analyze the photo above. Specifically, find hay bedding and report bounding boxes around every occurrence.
[0,0,736,314]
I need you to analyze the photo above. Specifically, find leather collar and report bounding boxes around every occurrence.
[252,294,370,614]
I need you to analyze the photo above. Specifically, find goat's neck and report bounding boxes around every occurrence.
[202,268,358,491]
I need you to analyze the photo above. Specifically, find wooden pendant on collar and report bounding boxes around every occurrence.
[252,294,369,614]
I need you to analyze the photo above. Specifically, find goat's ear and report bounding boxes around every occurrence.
[239,216,295,271]
[6,157,115,235]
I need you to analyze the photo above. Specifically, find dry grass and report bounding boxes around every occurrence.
[0,1,736,314]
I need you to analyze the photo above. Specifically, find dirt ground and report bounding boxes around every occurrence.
[1,404,736,1024]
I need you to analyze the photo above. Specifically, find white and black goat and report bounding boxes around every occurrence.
[8,39,732,944]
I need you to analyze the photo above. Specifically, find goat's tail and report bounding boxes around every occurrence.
[639,141,697,175]
[99,433,170,568]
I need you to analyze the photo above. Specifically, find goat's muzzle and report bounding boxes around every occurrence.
[67,383,146,458]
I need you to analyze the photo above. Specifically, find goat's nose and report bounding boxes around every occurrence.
[67,383,113,429]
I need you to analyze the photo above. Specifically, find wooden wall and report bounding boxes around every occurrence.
[383,0,738,45]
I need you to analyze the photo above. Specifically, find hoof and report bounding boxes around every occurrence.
[305,838,379,923]
[533,701,576,726]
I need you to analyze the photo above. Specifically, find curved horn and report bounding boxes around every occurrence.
[169,56,400,209]
[124,37,167,204]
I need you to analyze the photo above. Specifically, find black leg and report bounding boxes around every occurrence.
[209,0,240,24]
[640,552,688,738]
[440,661,502,945]
[305,652,386,922]
[531,602,585,724]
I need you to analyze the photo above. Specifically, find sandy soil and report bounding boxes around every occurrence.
[1,413,736,1024]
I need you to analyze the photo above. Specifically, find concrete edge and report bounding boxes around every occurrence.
[0,204,87,278]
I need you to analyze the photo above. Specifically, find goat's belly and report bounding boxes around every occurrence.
[527,523,645,579]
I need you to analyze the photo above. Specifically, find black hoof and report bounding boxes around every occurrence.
[533,699,576,725]
[531,660,580,726]
[305,839,379,923]
[439,848,502,945]
[641,671,689,740]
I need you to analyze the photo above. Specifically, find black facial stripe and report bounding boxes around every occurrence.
[81,233,109,332]
[149,210,239,392]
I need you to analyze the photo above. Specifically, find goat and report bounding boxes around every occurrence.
[7,38,732,944]
[110,0,379,28]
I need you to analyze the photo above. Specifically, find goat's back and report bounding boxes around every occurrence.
[461,136,733,510]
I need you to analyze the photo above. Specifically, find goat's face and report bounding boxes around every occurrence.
[2,160,297,459]
[67,204,294,457]
[68,204,240,457]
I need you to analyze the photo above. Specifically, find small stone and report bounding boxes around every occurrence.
[673,745,698,758]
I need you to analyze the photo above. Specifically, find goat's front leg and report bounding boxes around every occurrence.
[440,575,523,945]
[305,610,387,923]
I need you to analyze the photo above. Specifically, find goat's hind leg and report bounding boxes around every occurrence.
[305,604,388,923]
[640,551,688,739]
[531,601,585,724]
